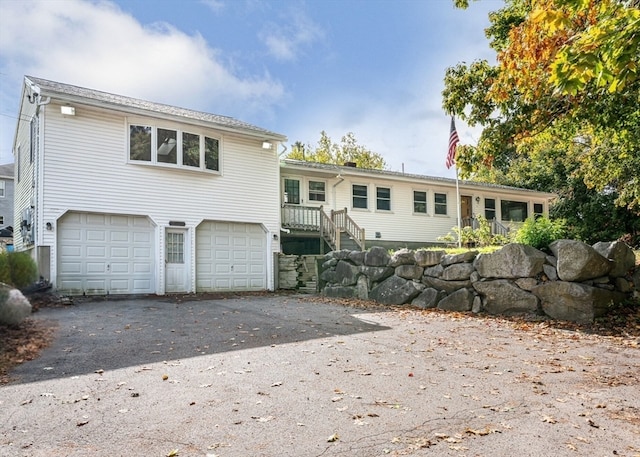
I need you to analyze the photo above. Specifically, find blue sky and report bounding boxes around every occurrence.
[0,0,502,177]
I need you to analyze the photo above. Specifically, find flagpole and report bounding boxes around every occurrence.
[455,166,462,249]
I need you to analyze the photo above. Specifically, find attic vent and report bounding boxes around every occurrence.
[344,161,357,167]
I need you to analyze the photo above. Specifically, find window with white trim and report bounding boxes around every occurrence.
[485,198,496,220]
[0,180,4,198]
[413,191,427,214]
[376,186,391,211]
[129,124,220,172]
[434,193,447,215]
[352,184,368,209]
[308,180,326,202]
[501,200,528,222]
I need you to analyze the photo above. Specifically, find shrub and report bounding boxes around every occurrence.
[0,251,38,289]
[514,217,567,250]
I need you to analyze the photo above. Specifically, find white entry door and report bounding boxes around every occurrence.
[165,228,189,293]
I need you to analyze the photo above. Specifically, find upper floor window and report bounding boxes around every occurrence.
[0,181,4,198]
[308,180,326,202]
[434,192,447,215]
[485,198,496,220]
[129,124,220,172]
[501,200,528,222]
[413,191,427,213]
[353,184,368,209]
[376,187,391,211]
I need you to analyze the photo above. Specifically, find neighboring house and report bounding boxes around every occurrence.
[280,159,556,254]
[0,163,14,251]
[12,76,286,295]
[0,163,14,228]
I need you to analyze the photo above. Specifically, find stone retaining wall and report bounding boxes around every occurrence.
[320,240,639,323]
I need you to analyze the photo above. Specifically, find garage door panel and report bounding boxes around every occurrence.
[58,212,155,295]
[196,221,266,292]
[86,246,107,258]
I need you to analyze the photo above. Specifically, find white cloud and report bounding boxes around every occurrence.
[0,0,284,114]
[260,8,323,61]
[200,0,225,14]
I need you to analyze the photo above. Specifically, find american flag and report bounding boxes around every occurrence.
[446,116,459,169]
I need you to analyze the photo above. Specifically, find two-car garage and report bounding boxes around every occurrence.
[56,211,268,295]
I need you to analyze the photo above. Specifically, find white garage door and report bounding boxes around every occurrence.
[196,221,267,291]
[57,212,155,295]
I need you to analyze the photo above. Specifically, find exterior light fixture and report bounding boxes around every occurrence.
[262,141,273,150]
[61,106,75,116]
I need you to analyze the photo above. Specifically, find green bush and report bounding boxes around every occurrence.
[514,217,567,250]
[0,251,38,289]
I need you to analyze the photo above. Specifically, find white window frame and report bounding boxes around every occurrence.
[413,190,427,214]
[352,184,368,210]
[434,192,448,216]
[0,180,5,198]
[127,120,222,173]
[308,179,326,202]
[376,186,391,211]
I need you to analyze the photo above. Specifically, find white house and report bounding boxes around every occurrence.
[12,76,286,295]
[0,163,14,250]
[280,159,556,254]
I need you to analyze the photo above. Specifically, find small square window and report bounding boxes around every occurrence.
[309,181,326,202]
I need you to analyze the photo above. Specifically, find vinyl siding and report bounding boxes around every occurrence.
[283,166,552,246]
[12,92,38,252]
[37,101,280,291]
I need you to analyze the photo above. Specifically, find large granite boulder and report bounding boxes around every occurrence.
[437,288,474,312]
[532,281,625,323]
[592,241,636,278]
[0,285,32,326]
[359,265,394,283]
[474,243,546,279]
[473,279,539,315]
[411,288,444,309]
[389,248,416,267]
[442,251,478,266]
[369,275,423,305]
[395,264,424,280]
[441,263,475,281]
[415,249,445,267]
[322,260,360,286]
[364,246,391,267]
[549,240,612,282]
[422,276,472,294]
[323,285,357,298]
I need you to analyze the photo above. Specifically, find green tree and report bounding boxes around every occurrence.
[444,0,640,214]
[286,131,387,170]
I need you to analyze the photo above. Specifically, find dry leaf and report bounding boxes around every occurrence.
[542,416,557,424]
[327,433,339,442]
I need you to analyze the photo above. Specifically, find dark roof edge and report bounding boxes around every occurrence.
[281,159,557,197]
[25,76,287,141]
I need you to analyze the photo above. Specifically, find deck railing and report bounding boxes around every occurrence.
[281,205,365,251]
[461,217,511,237]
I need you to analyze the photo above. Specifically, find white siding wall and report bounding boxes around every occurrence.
[283,168,552,246]
[12,92,38,253]
[38,101,280,292]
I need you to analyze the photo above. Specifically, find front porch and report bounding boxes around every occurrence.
[281,205,365,253]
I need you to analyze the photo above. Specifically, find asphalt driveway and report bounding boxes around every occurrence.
[1,294,639,456]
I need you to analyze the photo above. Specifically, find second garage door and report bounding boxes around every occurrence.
[196,221,267,291]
